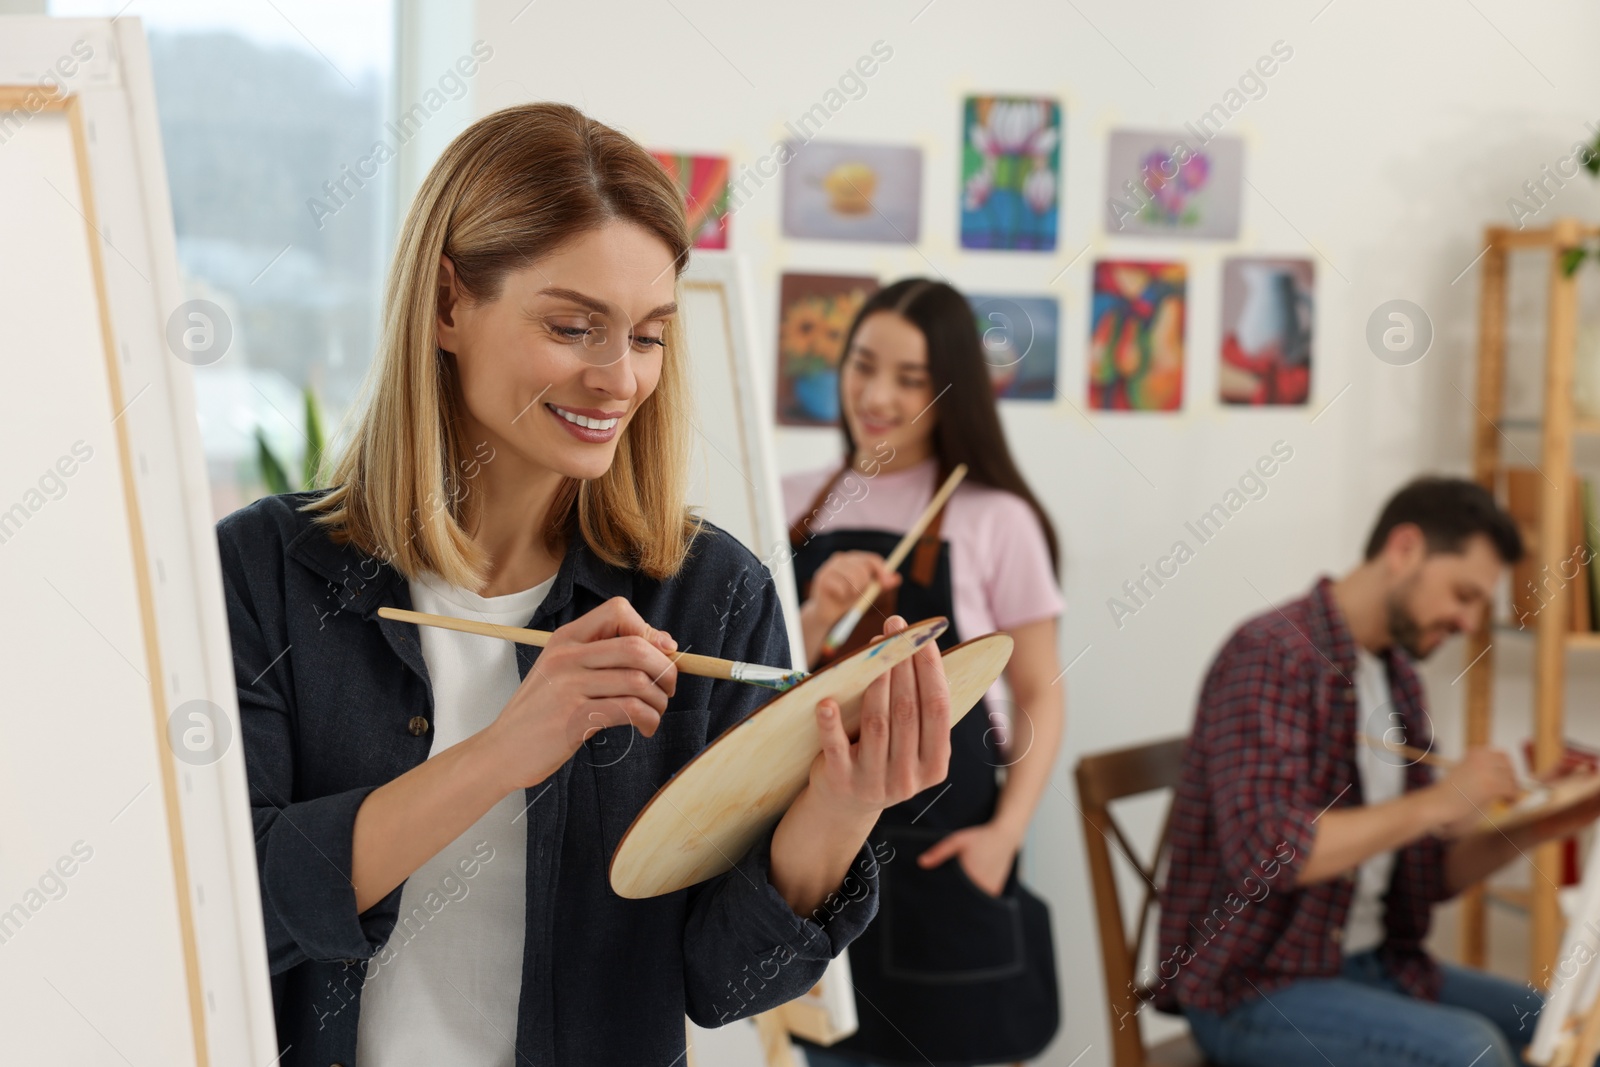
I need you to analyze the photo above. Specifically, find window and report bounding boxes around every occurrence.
[50,0,398,515]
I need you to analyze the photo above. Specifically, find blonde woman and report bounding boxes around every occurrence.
[217,103,951,1067]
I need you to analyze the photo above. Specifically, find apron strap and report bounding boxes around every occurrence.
[909,489,947,586]
[788,458,955,590]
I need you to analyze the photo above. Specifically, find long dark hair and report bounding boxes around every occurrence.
[836,277,1061,576]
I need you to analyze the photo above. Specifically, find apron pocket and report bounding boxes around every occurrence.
[877,825,1025,983]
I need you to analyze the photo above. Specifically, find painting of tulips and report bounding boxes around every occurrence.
[1089,260,1186,411]
[960,96,1060,251]
[1103,130,1243,240]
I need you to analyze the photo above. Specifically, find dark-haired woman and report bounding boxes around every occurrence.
[785,279,1064,1066]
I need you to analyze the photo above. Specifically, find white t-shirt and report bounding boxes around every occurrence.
[1343,647,1405,956]
[355,570,555,1067]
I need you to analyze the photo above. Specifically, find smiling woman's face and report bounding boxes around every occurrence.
[436,218,679,482]
[840,309,937,463]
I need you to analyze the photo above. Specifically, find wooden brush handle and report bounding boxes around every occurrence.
[840,463,969,622]
[377,606,737,681]
[1359,734,1541,791]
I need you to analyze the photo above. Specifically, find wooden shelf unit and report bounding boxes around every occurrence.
[1462,218,1593,982]
[1494,624,1600,651]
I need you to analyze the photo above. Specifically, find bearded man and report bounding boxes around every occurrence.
[1154,476,1600,1067]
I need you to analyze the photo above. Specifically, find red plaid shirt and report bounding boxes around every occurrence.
[1152,576,1455,1016]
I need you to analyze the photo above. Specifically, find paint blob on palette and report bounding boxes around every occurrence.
[866,623,942,658]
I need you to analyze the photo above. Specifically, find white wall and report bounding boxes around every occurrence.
[459,2,1600,1063]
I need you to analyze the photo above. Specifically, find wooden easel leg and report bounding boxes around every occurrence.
[1561,990,1600,1067]
[754,1010,802,1067]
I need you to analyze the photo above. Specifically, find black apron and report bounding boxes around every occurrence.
[788,465,1060,1066]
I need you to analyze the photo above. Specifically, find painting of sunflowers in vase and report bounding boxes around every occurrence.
[960,95,1060,251]
[1089,260,1186,411]
[775,272,879,426]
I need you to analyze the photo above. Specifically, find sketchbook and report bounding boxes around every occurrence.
[1478,772,1600,834]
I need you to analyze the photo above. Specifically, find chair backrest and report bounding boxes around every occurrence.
[1074,735,1190,1067]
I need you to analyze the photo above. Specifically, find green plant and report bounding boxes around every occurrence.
[255,386,325,494]
[1560,131,1600,276]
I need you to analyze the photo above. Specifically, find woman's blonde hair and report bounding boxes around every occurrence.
[306,102,699,588]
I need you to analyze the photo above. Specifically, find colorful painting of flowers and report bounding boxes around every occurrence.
[960,96,1060,251]
[1219,257,1314,405]
[1089,260,1186,411]
[1103,130,1243,240]
[776,273,879,426]
[967,294,1059,400]
[650,151,730,249]
[1137,149,1210,227]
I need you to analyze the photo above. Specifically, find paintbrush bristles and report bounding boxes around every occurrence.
[729,663,809,692]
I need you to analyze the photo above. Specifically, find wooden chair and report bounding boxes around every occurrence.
[1075,736,1212,1067]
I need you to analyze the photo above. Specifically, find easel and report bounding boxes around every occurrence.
[754,1012,803,1067]
[1541,970,1600,1067]
[1462,217,1599,979]
[1529,837,1600,1065]
[1550,1000,1600,1067]
[680,981,853,1067]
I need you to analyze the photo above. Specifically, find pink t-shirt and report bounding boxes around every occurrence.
[782,456,1064,711]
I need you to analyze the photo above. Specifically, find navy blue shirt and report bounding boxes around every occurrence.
[216,491,880,1067]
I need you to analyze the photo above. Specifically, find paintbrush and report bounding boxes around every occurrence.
[376,606,809,692]
[819,463,968,659]
[1359,734,1544,794]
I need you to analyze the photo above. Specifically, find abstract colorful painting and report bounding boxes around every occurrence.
[650,151,730,249]
[960,96,1060,251]
[1089,260,1186,411]
[776,272,879,426]
[967,294,1059,400]
[1103,130,1243,240]
[781,140,922,243]
[1220,257,1314,406]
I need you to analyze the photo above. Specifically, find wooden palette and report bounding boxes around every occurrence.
[1479,771,1600,833]
[609,620,1015,899]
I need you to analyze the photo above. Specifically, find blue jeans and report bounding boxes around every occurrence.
[1183,951,1543,1067]
[803,1049,1007,1067]
[803,1051,872,1067]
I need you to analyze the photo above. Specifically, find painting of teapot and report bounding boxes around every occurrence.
[1219,257,1314,406]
